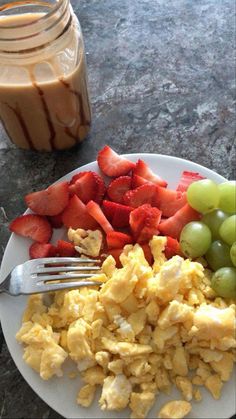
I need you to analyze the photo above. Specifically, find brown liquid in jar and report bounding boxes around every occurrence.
[0,13,91,151]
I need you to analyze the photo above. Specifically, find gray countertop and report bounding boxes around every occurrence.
[0,0,235,417]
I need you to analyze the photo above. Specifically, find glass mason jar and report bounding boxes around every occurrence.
[0,0,91,151]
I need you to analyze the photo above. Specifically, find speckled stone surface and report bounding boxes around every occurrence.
[0,0,235,417]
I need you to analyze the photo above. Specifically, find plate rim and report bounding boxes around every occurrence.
[1,152,234,419]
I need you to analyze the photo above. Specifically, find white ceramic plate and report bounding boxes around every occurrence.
[0,153,235,419]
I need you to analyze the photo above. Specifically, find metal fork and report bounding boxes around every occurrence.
[0,257,103,296]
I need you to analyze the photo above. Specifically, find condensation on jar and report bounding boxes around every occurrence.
[0,0,91,151]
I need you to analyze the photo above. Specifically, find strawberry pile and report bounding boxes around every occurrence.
[9,146,204,265]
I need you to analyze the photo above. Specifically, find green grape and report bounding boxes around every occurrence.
[180,221,212,258]
[219,215,236,246]
[211,267,236,298]
[205,240,233,271]
[230,242,236,266]
[187,179,219,214]
[201,209,228,240]
[218,181,236,214]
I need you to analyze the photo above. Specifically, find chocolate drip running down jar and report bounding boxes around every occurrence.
[0,0,91,151]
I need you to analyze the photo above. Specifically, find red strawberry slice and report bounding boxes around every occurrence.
[107,176,132,203]
[124,184,157,208]
[29,242,57,259]
[62,195,99,230]
[97,145,135,177]
[106,231,133,249]
[176,171,205,192]
[141,243,154,265]
[48,213,63,229]
[129,204,162,243]
[164,236,183,259]
[86,200,114,234]
[9,214,52,243]
[102,200,115,220]
[25,181,69,216]
[57,240,76,257]
[102,200,133,228]
[154,186,187,217]
[137,225,159,244]
[69,171,106,204]
[158,204,201,240]
[130,205,151,239]
[131,174,150,189]
[133,160,167,187]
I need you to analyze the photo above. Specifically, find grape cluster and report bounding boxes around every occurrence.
[180,180,236,298]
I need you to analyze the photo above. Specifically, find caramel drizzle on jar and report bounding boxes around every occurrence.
[0,59,91,150]
[3,102,36,150]
[30,71,56,150]
[59,78,91,127]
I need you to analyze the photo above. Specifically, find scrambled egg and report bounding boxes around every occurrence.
[16,236,236,419]
[68,227,103,257]
[158,400,192,418]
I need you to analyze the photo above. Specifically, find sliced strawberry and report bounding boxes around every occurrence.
[97,145,135,177]
[107,248,123,268]
[176,171,205,192]
[102,200,115,220]
[112,210,133,229]
[56,240,76,257]
[133,160,167,187]
[164,236,183,259]
[140,243,154,265]
[129,204,162,243]
[25,181,69,216]
[9,214,52,243]
[130,205,151,239]
[102,200,133,228]
[29,242,57,259]
[107,176,132,203]
[62,195,99,230]
[48,213,63,229]
[158,204,201,240]
[131,174,151,188]
[69,171,106,204]
[124,184,157,208]
[137,224,159,244]
[154,186,187,217]
[106,231,133,249]
[86,200,114,234]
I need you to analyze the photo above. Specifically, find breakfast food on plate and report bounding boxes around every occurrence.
[68,228,103,257]
[157,400,192,418]
[16,242,236,418]
[8,146,236,418]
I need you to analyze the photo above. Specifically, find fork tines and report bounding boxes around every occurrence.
[31,257,102,283]
[37,257,100,265]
